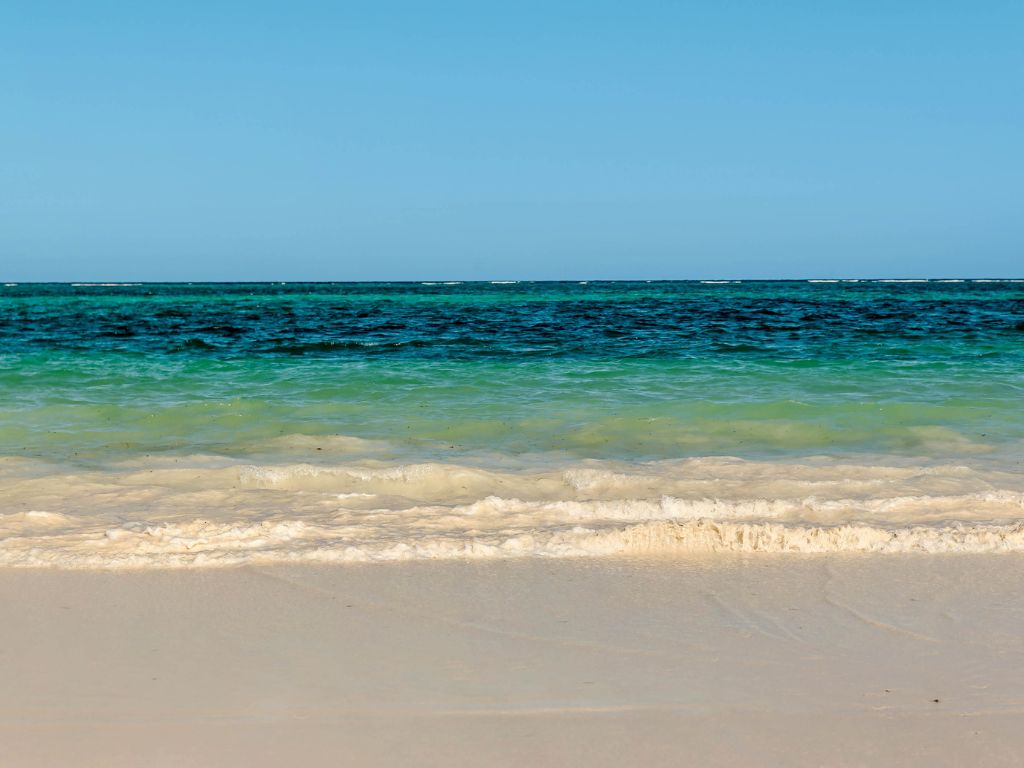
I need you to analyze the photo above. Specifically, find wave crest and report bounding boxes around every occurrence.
[4,455,1024,568]
[5,517,1024,569]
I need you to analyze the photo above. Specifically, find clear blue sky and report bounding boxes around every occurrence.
[2,1,1021,280]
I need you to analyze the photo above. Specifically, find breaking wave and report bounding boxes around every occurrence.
[3,455,1024,568]
[5,517,1024,569]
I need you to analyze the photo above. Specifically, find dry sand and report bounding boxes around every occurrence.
[2,555,1023,766]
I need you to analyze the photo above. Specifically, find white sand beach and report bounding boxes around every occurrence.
[3,555,1023,767]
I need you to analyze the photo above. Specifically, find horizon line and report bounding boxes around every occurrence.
[3,278,1024,285]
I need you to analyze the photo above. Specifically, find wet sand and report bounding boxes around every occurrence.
[2,555,1023,766]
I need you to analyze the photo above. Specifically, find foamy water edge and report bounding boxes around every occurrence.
[4,456,1024,568]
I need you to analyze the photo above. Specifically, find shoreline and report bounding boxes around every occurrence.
[4,555,1024,766]
[5,453,1024,568]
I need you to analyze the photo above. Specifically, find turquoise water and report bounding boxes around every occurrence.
[2,280,1022,466]
[2,280,1024,567]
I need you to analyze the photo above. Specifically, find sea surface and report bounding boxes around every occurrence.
[2,280,1023,567]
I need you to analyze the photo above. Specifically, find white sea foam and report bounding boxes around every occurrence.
[3,456,1023,568]
[0,510,74,528]
[5,517,1024,569]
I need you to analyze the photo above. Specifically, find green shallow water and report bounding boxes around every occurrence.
[0,356,1021,466]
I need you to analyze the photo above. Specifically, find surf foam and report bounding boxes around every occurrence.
[4,456,1024,568]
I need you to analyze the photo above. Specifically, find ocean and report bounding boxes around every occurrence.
[2,280,1023,566]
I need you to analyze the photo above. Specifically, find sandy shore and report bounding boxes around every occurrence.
[3,555,1024,766]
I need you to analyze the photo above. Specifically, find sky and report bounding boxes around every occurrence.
[2,1,1021,281]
